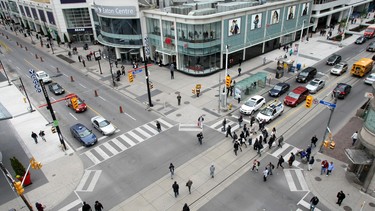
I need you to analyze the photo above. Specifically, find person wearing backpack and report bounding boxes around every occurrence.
[310,196,319,210]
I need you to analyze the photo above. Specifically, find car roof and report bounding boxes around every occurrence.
[249,95,264,101]
[336,62,347,65]
[36,71,47,74]
[292,86,308,93]
[91,116,105,122]
[275,82,288,86]
[301,67,316,72]
[311,78,323,83]
[71,123,87,131]
[336,83,349,87]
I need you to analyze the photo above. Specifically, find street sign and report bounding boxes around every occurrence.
[29,69,41,93]
[365,92,374,99]
[313,98,319,105]
[132,69,143,74]
[319,100,336,108]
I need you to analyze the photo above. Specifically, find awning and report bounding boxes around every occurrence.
[345,149,373,165]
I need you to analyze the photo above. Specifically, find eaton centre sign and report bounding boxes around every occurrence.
[93,5,137,17]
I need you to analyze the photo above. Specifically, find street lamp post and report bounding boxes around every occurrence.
[0,59,12,85]
[319,92,338,153]
[224,45,229,108]
[107,48,115,86]
[142,46,153,107]
[18,77,35,112]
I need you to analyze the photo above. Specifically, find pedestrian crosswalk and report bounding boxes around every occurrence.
[178,123,202,131]
[82,118,175,167]
[210,118,240,133]
[297,199,322,211]
[271,143,301,167]
[284,169,308,191]
[76,170,102,192]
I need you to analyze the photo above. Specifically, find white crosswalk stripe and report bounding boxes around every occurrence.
[76,170,102,192]
[298,199,322,211]
[209,118,240,133]
[179,123,202,131]
[284,169,309,192]
[83,118,175,167]
[271,143,301,167]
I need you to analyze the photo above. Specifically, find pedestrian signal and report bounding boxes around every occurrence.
[305,95,313,108]
[51,126,56,133]
[329,141,335,150]
[14,181,24,195]
[225,76,231,87]
[30,157,42,170]
[71,97,78,109]
[128,72,134,83]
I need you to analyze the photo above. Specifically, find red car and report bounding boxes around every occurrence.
[284,86,309,107]
[65,93,87,112]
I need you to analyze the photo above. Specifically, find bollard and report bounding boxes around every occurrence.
[35,54,38,59]
[16,42,19,46]
[70,76,74,82]
[40,57,43,62]
[25,47,28,51]
[228,103,232,110]
[119,106,123,113]
[20,44,22,48]
[94,90,98,97]
[56,67,60,73]
[6,35,8,39]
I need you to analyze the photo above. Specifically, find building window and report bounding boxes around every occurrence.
[99,17,141,35]
[63,8,91,28]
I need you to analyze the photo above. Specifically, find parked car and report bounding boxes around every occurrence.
[333,83,352,99]
[240,95,266,115]
[366,41,375,52]
[48,82,65,95]
[326,54,342,65]
[330,62,348,75]
[91,116,116,135]
[256,100,284,123]
[269,82,290,97]
[65,93,87,113]
[364,73,375,85]
[306,78,325,94]
[35,71,52,83]
[284,86,309,107]
[355,36,367,44]
[296,67,317,83]
[70,123,97,147]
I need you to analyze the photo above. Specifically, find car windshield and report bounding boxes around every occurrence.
[99,120,110,127]
[77,98,84,105]
[309,81,318,86]
[334,64,343,69]
[299,72,308,76]
[39,73,48,78]
[336,85,346,91]
[368,75,375,79]
[260,107,273,116]
[328,56,336,61]
[245,100,256,107]
[288,92,300,99]
[273,85,282,91]
[52,84,60,89]
[79,128,91,137]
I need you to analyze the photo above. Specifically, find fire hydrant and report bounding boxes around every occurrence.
[228,103,232,110]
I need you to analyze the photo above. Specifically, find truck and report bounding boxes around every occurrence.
[350,58,373,77]
[364,24,375,38]
[65,93,87,113]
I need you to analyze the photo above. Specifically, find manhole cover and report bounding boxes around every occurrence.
[315,177,322,181]
[369,202,375,207]
[316,158,321,162]
[156,99,160,102]
[184,101,190,105]
[176,113,181,117]
[343,206,352,211]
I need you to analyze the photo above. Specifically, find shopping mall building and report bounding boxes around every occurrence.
[0,0,372,75]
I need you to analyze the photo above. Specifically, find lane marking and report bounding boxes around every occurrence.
[135,127,152,139]
[295,169,308,191]
[69,113,78,120]
[76,170,90,191]
[57,199,82,211]
[158,118,173,128]
[94,147,110,160]
[79,83,86,88]
[102,142,118,155]
[142,124,158,135]
[128,131,144,142]
[111,138,128,151]
[119,134,136,146]
[284,169,297,191]
[86,170,102,192]
[76,146,85,151]
[98,96,107,101]
[85,151,101,165]
[124,112,136,120]
[63,73,68,77]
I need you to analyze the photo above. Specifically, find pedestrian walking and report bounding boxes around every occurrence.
[310,196,319,211]
[251,159,259,172]
[177,94,181,106]
[233,141,239,156]
[308,156,315,171]
[210,164,215,178]
[39,130,46,142]
[336,190,346,206]
[232,131,238,143]
[222,118,227,132]
[267,162,274,175]
[288,152,295,167]
[263,167,269,182]
[253,138,259,151]
[31,131,38,144]
[226,125,232,138]
[170,63,175,79]
[250,116,255,127]
[94,201,103,211]
[169,163,175,179]
[257,141,263,156]
[183,203,190,211]
[172,181,179,198]
[351,131,358,146]
[268,134,275,149]
[271,127,276,137]
[82,202,92,211]
[115,61,118,68]
[186,179,193,194]
[237,95,241,104]
[321,160,328,175]
[156,121,161,132]
[239,132,247,148]
[311,135,318,147]
[197,115,204,128]
[243,124,249,137]
[238,67,241,76]
[121,65,125,75]
[277,135,284,147]
[248,137,252,146]
[327,161,334,176]
[238,115,243,128]
[277,155,284,169]
[262,128,268,143]
[35,202,46,211]
[78,55,81,62]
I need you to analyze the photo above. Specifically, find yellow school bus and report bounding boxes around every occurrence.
[351,58,373,77]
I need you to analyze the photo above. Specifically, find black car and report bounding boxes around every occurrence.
[333,83,352,99]
[269,82,290,97]
[296,67,317,83]
[326,54,342,65]
[355,36,367,44]
[48,82,65,95]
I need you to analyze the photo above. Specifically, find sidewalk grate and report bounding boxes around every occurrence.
[56,54,75,64]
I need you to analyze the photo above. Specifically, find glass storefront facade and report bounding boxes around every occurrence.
[98,17,142,46]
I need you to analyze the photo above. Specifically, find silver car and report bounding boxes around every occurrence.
[364,73,375,85]
[330,62,348,75]
[306,78,325,94]
[91,116,116,135]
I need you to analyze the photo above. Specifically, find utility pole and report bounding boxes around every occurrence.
[224,45,229,108]
[107,48,115,87]
[295,20,305,71]
[142,46,153,107]
[39,79,67,150]
[319,92,338,153]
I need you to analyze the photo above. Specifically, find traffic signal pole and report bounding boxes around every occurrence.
[143,46,153,107]
[319,92,338,153]
[39,79,67,150]
[224,45,229,108]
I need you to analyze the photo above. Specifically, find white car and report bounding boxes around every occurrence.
[256,100,284,123]
[240,95,266,115]
[330,62,348,75]
[364,73,375,85]
[91,116,116,135]
[306,78,325,94]
[35,71,52,83]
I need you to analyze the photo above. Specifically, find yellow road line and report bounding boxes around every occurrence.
[0,40,11,52]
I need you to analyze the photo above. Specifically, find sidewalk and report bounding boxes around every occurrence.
[1,15,374,210]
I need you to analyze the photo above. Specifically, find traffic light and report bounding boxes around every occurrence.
[323,140,329,148]
[71,97,78,109]
[329,141,336,150]
[225,75,231,87]
[51,126,56,133]
[13,181,24,195]
[305,95,313,108]
[30,157,42,170]
[128,72,134,83]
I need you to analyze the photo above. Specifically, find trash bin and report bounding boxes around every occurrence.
[297,63,302,70]
[275,69,284,79]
